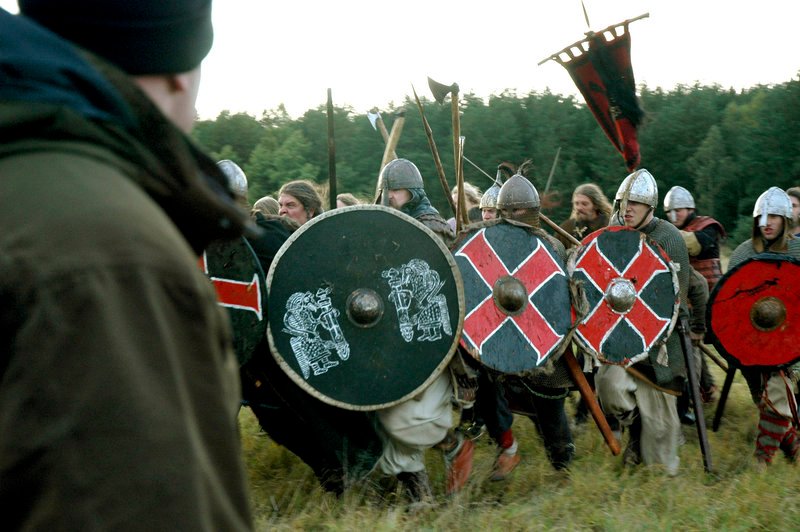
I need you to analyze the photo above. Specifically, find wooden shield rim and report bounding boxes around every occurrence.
[567,225,680,365]
[707,253,800,368]
[265,204,465,411]
[452,219,572,372]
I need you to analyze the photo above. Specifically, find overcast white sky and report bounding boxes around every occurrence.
[4,1,799,119]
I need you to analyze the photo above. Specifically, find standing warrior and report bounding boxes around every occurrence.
[663,186,726,290]
[556,183,613,248]
[493,173,577,474]
[375,158,473,502]
[595,169,690,476]
[727,187,800,466]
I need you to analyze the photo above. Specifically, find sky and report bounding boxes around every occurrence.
[3,1,799,120]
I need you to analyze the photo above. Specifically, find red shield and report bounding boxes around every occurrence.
[452,221,572,373]
[568,226,679,365]
[708,254,800,368]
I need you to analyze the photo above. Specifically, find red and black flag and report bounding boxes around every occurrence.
[542,15,648,171]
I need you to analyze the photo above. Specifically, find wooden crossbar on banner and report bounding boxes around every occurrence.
[537,12,650,66]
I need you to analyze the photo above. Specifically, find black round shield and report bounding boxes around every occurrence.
[452,220,572,373]
[202,237,267,366]
[708,254,800,368]
[266,205,464,411]
[568,226,679,365]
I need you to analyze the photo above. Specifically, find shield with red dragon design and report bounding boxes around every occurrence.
[452,220,572,373]
[707,254,800,368]
[568,226,679,365]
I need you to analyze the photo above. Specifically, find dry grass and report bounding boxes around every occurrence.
[239,357,800,531]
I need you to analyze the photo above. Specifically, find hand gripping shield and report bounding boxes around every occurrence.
[568,226,680,365]
[266,205,464,410]
[200,237,267,366]
[452,220,572,373]
[707,254,800,368]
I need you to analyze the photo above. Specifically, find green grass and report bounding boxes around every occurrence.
[238,358,800,530]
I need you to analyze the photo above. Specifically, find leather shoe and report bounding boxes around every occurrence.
[445,436,474,495]
[490,451,521,481]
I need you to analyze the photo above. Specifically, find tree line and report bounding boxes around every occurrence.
[192,76,800,247]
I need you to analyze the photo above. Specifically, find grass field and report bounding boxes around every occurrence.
[238,358,800,531]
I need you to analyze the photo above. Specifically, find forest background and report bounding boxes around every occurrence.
[192,78,800,245]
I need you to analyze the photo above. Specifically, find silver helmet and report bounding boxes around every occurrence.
[753,186,793,227]
[615,168,658,213]
[496,173,540,211]
[479,183,501,209]
[217,159,248,198]
[664,185,695,211]
[378,158,424,192]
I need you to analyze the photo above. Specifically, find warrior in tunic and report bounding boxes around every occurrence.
[727,187,800,466]
[594,169,690,476]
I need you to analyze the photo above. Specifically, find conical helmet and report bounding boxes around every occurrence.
[217,159,248,198]
[753,186,793,227]
[664,185,695,211]
[378,158,424,191]
[496,173,540,211]
[615,169,658,209]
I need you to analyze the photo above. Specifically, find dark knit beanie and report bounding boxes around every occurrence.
[18,0,213,75]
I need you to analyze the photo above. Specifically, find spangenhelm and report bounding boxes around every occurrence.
[496,173,540,211]
[217,159,248,198]
[753,186,793,227]
[479,183,501,210]
[378,158,424,192]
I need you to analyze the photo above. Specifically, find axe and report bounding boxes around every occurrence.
[373,111,406,203]
[428,76,468,230]
[411,85,456,217]
[367,109,396,159]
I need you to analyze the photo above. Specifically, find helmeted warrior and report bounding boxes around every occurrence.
[375,158,471,502]
[727,186,800,465]
[475,172,577,476]
[595,168,690,475]
[378,158,455,245]
[479,170,503,221]
[217,159,248,205]
[663,185,726,290]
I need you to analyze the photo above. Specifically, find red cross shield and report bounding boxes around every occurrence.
[568,226,679,365]
[452,220,572,373]
[201,236,267,366]
[708,254,800,368]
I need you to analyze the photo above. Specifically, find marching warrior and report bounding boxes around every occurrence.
[728,187,800,466]
[663,185,724,416]
[225,163,383,495]
[595,169,690,476]
[663,185,727,291]
[375,158,474,502]
[556,183,614,426]
[489,172,577,476]
[556,183,613,248]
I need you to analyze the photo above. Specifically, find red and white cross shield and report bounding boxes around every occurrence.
[568,226,679,365]
[453,221,572,374]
